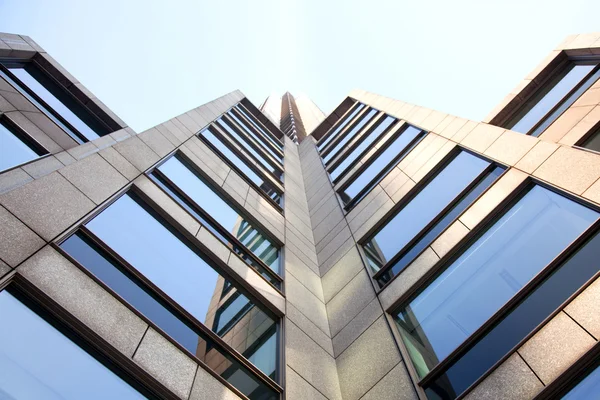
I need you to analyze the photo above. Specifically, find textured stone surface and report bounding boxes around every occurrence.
[286,320,342,400]
[189,365,240,400]
[287,302,333,355]
[113,136,160,172]
[327,269,376,337]
[534,146,600,195]
[196,226,230,264]
[484,130,538,166]
[58,153,128,204]
[514,140,559,174]
[360,362,417,400]
[565,277,600,340]
[287,273,330,335]
[285,247,324,302]
[0,172,95,241]
[322,247,364,303]
[519,311,595,384]
[336,316,401,400]
[98,146,141,180]
[19,246,148,357]
[286,366,328,400]
[0,167,33,195]
[0,205,45,267]
[0,259,10,277]
[464,353,543,400]
[21,155,63,179]
[134,328,197,399]
[332,297,383,357]
[430,220,469,258]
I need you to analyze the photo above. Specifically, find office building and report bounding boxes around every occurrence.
[0,30,600,399]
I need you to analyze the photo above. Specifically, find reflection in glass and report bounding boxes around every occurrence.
[228,111,283,163]
[425,231,600,399]
[563,363,600,399]
[340,125,425,208]
[156,155,280,274]
[330,116,396,181]
[395,185,598,383]
[2,63,108,142]
[509,63,600,137]
[198,128,282,205]
[0,121,42,172]
[0,290,145,399]
[61,232,279,399]
[323,108,378,164]
[235,105,283,150]
[363,151,490,273]
[582,126,600,152]
[318,103,365,151]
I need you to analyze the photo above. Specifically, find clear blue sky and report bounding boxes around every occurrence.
[1,0,599,132]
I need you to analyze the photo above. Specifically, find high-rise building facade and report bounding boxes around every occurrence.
[1,30,600,400]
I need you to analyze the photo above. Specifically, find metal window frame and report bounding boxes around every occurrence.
[237,101,285,143]
[229,107,284,160]
[319,104,374,158]
[0,114,50,174]
[316,101,362,151]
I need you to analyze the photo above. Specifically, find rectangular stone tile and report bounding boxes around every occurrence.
[336,316,401,400]
[319,237,355,277]
[514,141,559,174]
[0,167,33,195]
[286,366,329,400]
[360,362,417,400]
[539,105,595,143]
[189,365,240,400]
[287,302,334,356]
[287,273,330,335]
[317,224,353,267]
[485,129,538,166]
[460,123,505,154]
[332,298,383,357]
[0,205,45,267]
[322,247,363,304]
[286,248,324,302]
[430,220,470,259]
[534,146,600,195]
[564,276,600,340]
[113,136,160,172]
[21,155,63,179]
[327,270,376,337]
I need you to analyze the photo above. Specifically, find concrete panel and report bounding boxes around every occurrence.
[0,205,45,267]
[327,270,376,337]
[360,362,417,400]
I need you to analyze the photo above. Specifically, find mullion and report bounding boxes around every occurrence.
[318,102,365,151]
[230,108,283,160]
[322,108,378,163]
[236,104,283,148]
[224,113,283,165]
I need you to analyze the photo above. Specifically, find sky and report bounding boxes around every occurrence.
[0,0,599,133]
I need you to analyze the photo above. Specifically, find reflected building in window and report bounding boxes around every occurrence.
[1,31,600,400]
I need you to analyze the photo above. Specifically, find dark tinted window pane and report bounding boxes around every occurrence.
[0,290,145,399]
[376,166,504,286]
[217,118,281,178]
[330,116,396,181]
[323,108,378,164]
[4,64,108,141]
[582,126,600,152]
[199,128,282,205]
[60,233,278,398]
[425,230,600,399]
[364,151,490,268]
[563,364,600,399]
[247,330,277,380]
[157,156,280,273]
[341,125,425,206]
[214,292,252,334]
[318,103,365,150]
[235,105,282,150]
[0,121,41,172]
[396,185,598,380]
[228,111,283,163]
[509,64,596,135]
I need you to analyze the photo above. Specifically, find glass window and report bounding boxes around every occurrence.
[507,62,600,137]
[0,120,45,172]
[329,115,396,182]
[60,231,279,399]
[228,110,283,163]
[198,128,282,206]
[373,165,505,287]
[216,118,282,181]
[340,125,425,208]
[235,105,282,150]
[562,363,600,399]
[318,102,365,151]
[425,230,600,399]
[0,290,145,399]
[0,62,110,143]
[395,185,598,385]
[581,125,600,152]
[155,155,280,274]
[323,108,378,164]
[363,151,490,273]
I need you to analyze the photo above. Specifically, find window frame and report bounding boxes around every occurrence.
[383,177,600,400]
[229,107,284,161]
[338,123,427,212]
[198,125,284,212]
[0,60,113,144]
[317,101,364,151]
[0,114,49,173]
[504,57,600,137]
[0,271,178,400]
[147,151,284,289]
[319,105,374,159]
[52,186,284,397]
[235,103,284,149]
[575,120,600,155]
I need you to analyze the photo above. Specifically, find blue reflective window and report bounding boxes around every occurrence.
[0,290,145,399]
[340,125,425,208]
[214,292,253,335]
[1,63,110,142]
[198,128,282,206]
[217,118,282,180]
[330,115,396,181]
[228,111,283,163]
[235,105,282,150]
[563,364,600,399]
[323,108,378,164]
[156,155,280,274]
[508,62,600,137]
[318,103,365,151]
[425,230,600,399]
[395,185,598,383]
[363,151,490,271]
[0,120,44,172]
[60,231,279,398]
